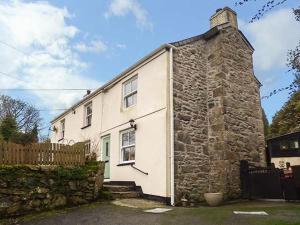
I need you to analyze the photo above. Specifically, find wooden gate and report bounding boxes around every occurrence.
[240,160,300,200]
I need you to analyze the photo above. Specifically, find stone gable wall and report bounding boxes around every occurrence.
[173,39,209,203]
[173,26,265,203]
[212,27,266,198]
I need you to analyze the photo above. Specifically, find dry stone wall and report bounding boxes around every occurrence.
[0,161,104,218]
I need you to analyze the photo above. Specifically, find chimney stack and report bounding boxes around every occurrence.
[210,7,238,29]
[83,89,91,98]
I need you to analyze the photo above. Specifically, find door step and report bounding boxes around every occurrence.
[111,191,140,199]
[103,184,135,192]
[104,182,141,199]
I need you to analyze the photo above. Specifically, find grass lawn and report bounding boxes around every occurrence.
[0,200,300,225]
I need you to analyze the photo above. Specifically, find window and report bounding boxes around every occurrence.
[280,141,289,150]
[84,140,91,155]
[60,119,65,139]
[123,76,137,108]
[280,139,300,150]
[290,139,299,149]
[120,129,135,163]
[84,102,92,126]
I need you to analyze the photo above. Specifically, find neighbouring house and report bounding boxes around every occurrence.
[267,131,300,168]
[51,7,266,205]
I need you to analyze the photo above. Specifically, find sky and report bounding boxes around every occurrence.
[0,0,299,137]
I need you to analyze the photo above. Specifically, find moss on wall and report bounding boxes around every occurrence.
[0,161,104,218]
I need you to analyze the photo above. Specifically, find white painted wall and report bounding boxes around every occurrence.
[51,50,171,198]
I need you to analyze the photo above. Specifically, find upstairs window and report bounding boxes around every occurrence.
[60,119,65,139]
[120,129,135,163]
[123,76,137,108]
[84,102,92,127]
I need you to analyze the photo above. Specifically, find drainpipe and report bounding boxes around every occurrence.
[169,47,175,206]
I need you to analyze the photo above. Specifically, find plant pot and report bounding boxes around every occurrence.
[181,199,188,207]
[189,201,196,207]
[204,192,223,207]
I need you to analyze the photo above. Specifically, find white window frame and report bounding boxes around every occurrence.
[60,119,65,139]
[84,140,91,155]
[84,102,92,127]
[123,75,138,109]
[120,128,135,163]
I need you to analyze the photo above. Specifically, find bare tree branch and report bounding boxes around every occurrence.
[235,0,290,22]
[0,95,41,132]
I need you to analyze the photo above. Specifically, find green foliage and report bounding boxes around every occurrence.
[262,109,269,138]
[269,91,300,137]
[56,166,86,181]
[55,161,99,182]
[13,124,39,145]
[0,95,41,132]
[0,115,39,145]
[0,116,17,142]
[98,190,114,200]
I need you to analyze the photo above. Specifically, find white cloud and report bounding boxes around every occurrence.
[74,39,107,53]
[0,0,101,111]
[240,8,300,72]
[105,0,153,30]
[116,43,127,49]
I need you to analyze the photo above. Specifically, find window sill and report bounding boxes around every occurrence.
[121,104,136,112]
[81,124,91,130]
[117,161,135,167]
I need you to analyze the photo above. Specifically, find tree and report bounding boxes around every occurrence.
[13,124,39,145]
[269,91,300,137]
[236,0,300,91]
[0,95,41,132]
[262,109,270,138]
[0,115,18,142]
[0,115,39,144]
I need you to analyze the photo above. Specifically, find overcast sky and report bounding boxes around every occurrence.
[0,0,299,136]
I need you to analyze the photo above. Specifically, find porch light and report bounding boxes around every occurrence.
[51,126,58,133]
[129,119,137,130]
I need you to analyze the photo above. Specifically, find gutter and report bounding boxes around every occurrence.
[51,44,173,124]
[169,47,175,206]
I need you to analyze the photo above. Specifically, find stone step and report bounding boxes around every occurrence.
[103,184,135,192]
[111,191,140,199]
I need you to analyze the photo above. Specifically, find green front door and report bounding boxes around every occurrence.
[102,136,110,179]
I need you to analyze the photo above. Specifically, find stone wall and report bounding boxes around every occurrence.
[209,27,266,198]
[0,161,104,218]
[172,25,266,203]
[172,38,209,203]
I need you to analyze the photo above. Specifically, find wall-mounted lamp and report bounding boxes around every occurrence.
[129,119,137,130]
[50,126,58,133]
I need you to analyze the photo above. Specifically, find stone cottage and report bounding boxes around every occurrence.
[51,7,266,205]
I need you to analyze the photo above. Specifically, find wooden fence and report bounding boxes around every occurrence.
[0,142,86,166]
